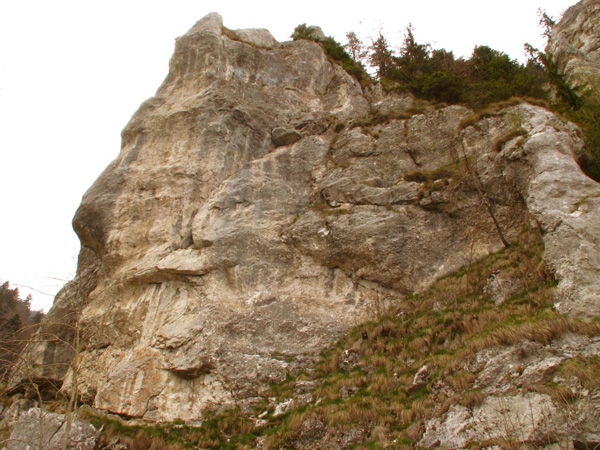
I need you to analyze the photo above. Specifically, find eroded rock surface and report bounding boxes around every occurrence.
[548,0,600,100]
[420,334,600,448]
[11,11,600,422]
[5,408,99,450]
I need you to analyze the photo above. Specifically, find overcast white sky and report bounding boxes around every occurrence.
[0,0,575,312]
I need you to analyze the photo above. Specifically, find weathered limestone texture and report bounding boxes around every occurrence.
[11,10,600,422]
[420,335,600,448]
[508,105,600,317]
[548,0,600,100]
[5,408,99,450]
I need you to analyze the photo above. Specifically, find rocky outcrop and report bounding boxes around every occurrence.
[420,334,600,448]
[548,0,600,100]
[5,408,99,450]
[11,10,600,424]
[514,105,600,317]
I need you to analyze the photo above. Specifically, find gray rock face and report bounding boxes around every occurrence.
[548,0,600,100]
[5,408,99,450]
[420,335,600,448]
[12,11,600,422]
[512,105,600,317]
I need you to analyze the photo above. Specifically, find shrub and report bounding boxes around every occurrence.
[291,23,319,41]
[561,97,600,181]
[291,24,369,83]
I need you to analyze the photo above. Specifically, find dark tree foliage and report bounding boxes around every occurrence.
[395,24,431,81]
[368,32,394,79]
[418,71,466,104]
[367,26,549,109]
[321,37,368,82]
[339,17,597,180]
[571,100,600,181]
[291,23,314,41]
[461,46,546,108]
[290,19,599,181]
[0,281,44,379]
[0,281,19,313]
[291,23,547,106]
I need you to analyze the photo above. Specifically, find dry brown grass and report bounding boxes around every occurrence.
[410,397,435,420]
[491,128,528,152]
[318,351,340,375]
[397,407,418,427]
[533,383,578,404]
[404,420,424,441]
[471,318,600,353]
[558,356,600,390]
[458,110,499,131]
[262,410,312,450]
[448,370,476,392]
[367,372,397,395]
[458,98,534,131]
[324,397,385,427]
[458,390,486,408]
[128,432,183,450]
[350,109,415,131]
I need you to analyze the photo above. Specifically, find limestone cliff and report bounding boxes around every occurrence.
[10,10,600,426]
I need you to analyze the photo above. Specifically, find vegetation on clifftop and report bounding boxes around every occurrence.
[292,15,600,183]
[291,24,370,84]
[293,23,547,109]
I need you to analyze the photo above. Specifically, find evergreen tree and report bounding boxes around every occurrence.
[0,280,44,379]
[395,24,431,80]
[368,32,394,79]
[345,32,366,63]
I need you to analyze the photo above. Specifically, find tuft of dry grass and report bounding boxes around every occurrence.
[557,356,600,390]
[404,420,424,441]
[457,97,532,131]
[470,317,600,353]
[351,101,435,131]
[458,109,500,131]
[367,372,397,395]
[492,127,527,152]
[459,390,486,408]
[448,370,476,392]
[532,383,578,404]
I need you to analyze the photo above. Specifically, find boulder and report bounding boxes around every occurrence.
[5,408,99,450]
